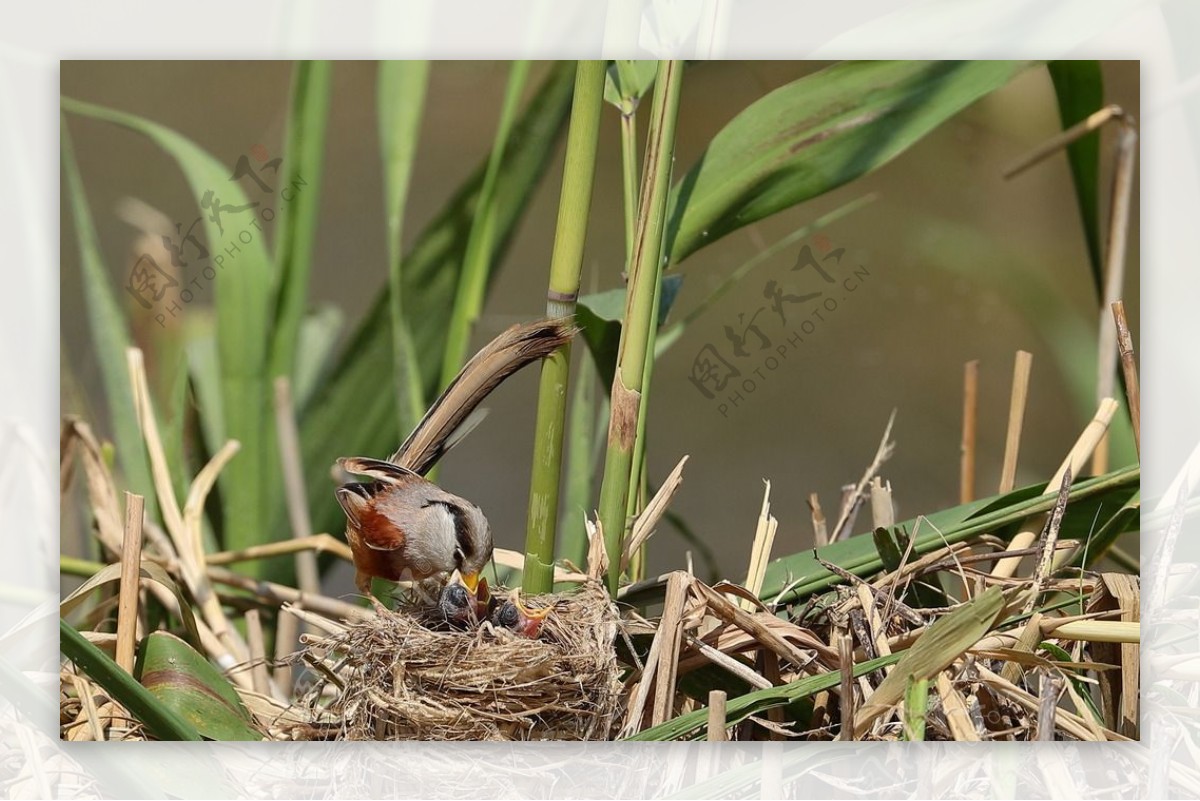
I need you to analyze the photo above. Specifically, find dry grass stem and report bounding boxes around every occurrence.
[833,410,897,540]
[651,572,689,726]
[992,398,1117,579]
[999,350,1033,492]
[622,455,688,570]
[273,376,322,597]
[1093,119,1138,475]
[1036,671,1060,741]
[1003,104,1126,178]
[870,477,894,529]
[115,492,144,674]
[204,534,353,566]
[244,609,271,697]
[807,492,828,547]
[961,360,979,504]
[1111,300,1140,454]
[837,631,855,740]
[707,690,727,741]
[741,481,778,611]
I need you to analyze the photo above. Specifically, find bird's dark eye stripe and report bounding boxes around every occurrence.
[425,500,472,559]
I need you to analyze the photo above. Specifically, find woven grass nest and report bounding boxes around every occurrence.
[290,579,624,741]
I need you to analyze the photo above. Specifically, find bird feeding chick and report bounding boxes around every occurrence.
[438,570,552,638]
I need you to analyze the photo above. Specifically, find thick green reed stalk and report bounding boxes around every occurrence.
[597,60,684,593]
[521,61,608,593]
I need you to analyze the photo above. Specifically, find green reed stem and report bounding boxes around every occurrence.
[521,60,607,594]
[620,111,639,261]
[598,60,684,593]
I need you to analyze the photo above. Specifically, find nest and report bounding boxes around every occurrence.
[289,580,624,741]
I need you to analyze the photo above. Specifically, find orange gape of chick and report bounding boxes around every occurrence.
[335,319,575,599]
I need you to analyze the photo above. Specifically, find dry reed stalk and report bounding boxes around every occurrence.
[837,631,855,740]
[651,572,690,726]
[694,583,821,670]
[585,517,609,582]
[707,690,727,741]
[869,477,894,529]
[740,481,778,611]
[961,360,979,504]
[115,492,145,674]
[1044,619,1139,644]
[288,606,349,637]
[1003,104,1125,179]
[678,613,835,674]
[205,533,353,566]
[1036,671,1060,741]
[871,540,975,595]
[999,612,1044,685]
[71,674,106,742]
[1088,572,1140,738]
[272,377,321,597]
[759,650,786,739]
[855,583,892,662]
[244,609,271,697]
[999,351,1033,492]
[623,618,666,735]
[207,567,370,622]
[936,671,980,741]
[1111,300,1140,454]
[808,492,828,547]
[1062,675,1107,741]
[833,410,896,540]
[991,398,1118,579]
[621,455,688,571]
[142,519,178,563]
[1093,120,1139,476]
[683,632,772,689]
[273,604,300,696]
[63,419,254,688]
[1022,469,1073,615]
[127,348,250,667]
[837,485,857,539]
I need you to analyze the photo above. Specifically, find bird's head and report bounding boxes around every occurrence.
[490,589,551,638]
[438,568,492,627]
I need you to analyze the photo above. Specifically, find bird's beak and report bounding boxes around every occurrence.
[461,571,481,594]
[511,590,551,622]
[509,590,551,637]
[448,569,491,618]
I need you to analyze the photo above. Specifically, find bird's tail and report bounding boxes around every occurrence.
[390,317,576,474]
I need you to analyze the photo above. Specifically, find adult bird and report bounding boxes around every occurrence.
[335,318,575,601]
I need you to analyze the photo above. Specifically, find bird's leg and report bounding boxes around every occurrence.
[356,570,391,616]
[367,594,390,617]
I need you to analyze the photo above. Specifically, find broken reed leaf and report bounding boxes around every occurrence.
[60,561,201,651]
[626,653,899,741]
[60,620,204,742]
[853,586,1004,737]
[137,631,262,741]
